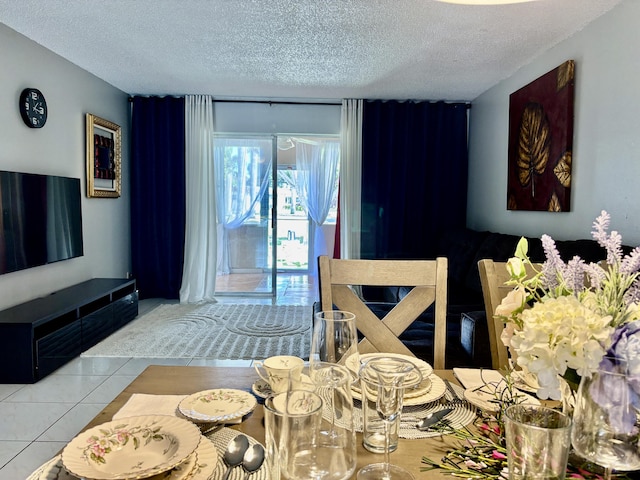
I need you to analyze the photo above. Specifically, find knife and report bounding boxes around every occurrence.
[414,407,454,430]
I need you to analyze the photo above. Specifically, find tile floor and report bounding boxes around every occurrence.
[0,274,316,479]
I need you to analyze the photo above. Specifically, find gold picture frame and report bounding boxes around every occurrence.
[86,113,121,198]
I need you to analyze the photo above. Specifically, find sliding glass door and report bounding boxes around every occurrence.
[214,135,276,296]
[214,134,340,296]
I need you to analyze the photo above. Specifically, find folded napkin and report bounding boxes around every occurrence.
[114,393,243,424]
[452,368,505,390]
[114,393,187,419]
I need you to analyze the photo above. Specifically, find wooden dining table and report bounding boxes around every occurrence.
[80,365,466,480]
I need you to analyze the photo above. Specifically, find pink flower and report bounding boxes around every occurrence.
[464,459,487,469]
[492,450,506,460]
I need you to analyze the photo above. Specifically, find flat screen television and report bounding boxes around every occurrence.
[0,170,84,275]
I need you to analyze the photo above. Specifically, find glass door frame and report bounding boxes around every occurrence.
[213,134,278,299]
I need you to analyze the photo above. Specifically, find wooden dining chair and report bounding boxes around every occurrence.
[317,255,448,370]
[478,259,512,370]
[478,258,540,370]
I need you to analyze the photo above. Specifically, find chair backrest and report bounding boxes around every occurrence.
[317,255,448,370]
[478,258,540,370]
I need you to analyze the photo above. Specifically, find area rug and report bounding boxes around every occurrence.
[81,303,312,360]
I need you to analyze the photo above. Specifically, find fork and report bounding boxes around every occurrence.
[444,379,466,407]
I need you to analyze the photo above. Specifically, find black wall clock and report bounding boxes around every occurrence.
[19,88,48,128]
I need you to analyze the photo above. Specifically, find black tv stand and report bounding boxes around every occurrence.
[0,278,138,383]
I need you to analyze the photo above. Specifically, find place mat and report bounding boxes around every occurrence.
[354,382,477,439]
[207,427,268,480]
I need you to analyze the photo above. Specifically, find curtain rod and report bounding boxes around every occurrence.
[127,97,471,107]
[128,96,339,106]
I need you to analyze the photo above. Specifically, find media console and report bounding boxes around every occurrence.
[0,278,138,383]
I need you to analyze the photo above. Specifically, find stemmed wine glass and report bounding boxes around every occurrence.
[357,357,423,480]
[571,358,640,480]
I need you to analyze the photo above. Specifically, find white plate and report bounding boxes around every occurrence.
[251,379,273,399]
[347,353,434,379]
[352,373,446,407]
[27,455,77,480]
[179,389,257,423]
[28,436,217,480]
[61,414,201,480]
[353,382,477,439]
[464,385,540,414]
[188,436,219,479]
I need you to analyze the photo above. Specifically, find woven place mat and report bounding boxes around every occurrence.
[207,427,268,480]
[354,381,477,439]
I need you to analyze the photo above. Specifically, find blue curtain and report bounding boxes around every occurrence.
[361,100,469,259]
[130,96,186,299]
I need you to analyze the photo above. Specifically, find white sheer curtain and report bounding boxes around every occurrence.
[214,138,272,274]
[293,138,340,273]
[340,99,363,259]
[179,95,218,303]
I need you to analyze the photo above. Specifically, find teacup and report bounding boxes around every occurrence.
[254,355,304,394]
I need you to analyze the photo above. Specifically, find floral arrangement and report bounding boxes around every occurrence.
[496,211,640,400]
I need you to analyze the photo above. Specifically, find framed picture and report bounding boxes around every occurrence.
[507,60,575,212]
[86,113,121,198]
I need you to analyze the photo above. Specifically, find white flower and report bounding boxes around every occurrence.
[495,286,526,318]
[509,296,613,400]
[506,257,525,279]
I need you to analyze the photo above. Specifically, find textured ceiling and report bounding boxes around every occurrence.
[0,0,625,101]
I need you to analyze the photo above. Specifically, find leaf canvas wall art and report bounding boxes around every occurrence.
[507,60,575,212]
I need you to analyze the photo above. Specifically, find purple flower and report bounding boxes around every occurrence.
[591,210,623,265]
[621,247,640,276]
[583,262,606,290]
[541,234,564,289]
[566,256,586,293]
[606,321,640,395]
[607,321,640,363]
[625,282,640,305]
[590,322,640,432]
[590,362,638,434]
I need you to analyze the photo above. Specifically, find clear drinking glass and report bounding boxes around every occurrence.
[571,359,640,480]
[357,357,423,480]
[288,361,357,479]
[266,389,354,480]
[311,310,359,368]
[504,405,572,480]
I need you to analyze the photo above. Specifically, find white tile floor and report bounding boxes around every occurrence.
[0,274,316,479]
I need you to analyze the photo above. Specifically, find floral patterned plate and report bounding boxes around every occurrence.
[31,435,218,480]
[185,435,218,479]
[178,388,257,423]
[251,378,273,399]
[61,414,201,480]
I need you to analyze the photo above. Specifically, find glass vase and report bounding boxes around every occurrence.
[571,360,640,480]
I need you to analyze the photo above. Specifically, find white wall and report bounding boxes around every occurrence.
[0,24,130,310]
[467,0,640,246]
[214,101,341,135]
